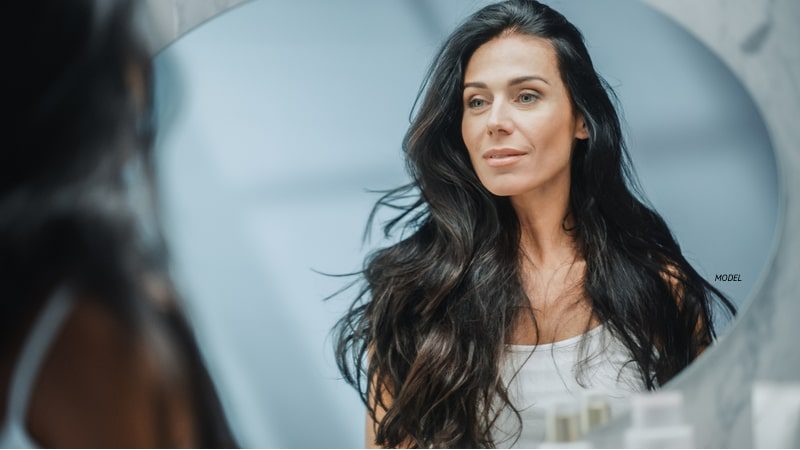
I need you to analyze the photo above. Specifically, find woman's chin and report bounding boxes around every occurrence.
[477,172,540,198]
[484,184,527,197]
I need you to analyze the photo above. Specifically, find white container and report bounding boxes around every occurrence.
[578,390,612,435]
[538,397,592,449]
[623,391,695,448]
[624,425,694,448]
[752,381,800,448]
[630,390,684,428]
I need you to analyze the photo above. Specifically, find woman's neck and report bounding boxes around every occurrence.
[510,175,578,271]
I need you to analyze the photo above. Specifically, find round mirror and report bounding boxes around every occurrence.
[153,0,780,446]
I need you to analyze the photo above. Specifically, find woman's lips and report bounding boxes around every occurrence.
[483,148,528,167]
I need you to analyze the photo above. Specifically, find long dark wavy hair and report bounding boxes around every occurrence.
[2,0,235,446]
[332,0,737,447]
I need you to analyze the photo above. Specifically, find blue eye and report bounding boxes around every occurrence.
[468,98,485,108]
[519,92,538,104]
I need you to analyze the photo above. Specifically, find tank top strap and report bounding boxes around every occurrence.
[0,285,75,445]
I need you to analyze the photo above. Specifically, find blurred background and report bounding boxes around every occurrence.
[148,0,780,446]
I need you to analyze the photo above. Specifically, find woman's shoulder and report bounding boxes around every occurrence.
[656,261,711,354]
[26,291,196,447]
[659,262,685,300]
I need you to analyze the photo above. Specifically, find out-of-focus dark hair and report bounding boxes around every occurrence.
[3,0,236,446]
[332,0,737,447]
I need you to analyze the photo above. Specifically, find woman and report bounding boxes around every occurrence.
[0,0,235,447]
[333,0,737,448]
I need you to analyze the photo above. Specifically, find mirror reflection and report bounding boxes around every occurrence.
[154,0,779,447]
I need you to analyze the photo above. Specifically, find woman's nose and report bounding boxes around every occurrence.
[487,102,514,136]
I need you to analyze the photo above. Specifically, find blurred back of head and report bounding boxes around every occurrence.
[1,0,160,318]
[7,0,152,194]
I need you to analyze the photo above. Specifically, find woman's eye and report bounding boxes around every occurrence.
[468,98,485,108]
[519,92,538,104]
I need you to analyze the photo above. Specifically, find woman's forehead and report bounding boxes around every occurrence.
[464,34,560,87]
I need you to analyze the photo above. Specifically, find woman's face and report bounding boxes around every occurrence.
[461,33,588,197]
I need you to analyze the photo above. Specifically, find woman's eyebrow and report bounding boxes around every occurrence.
[509,75,549,86]
[463,75,550,90]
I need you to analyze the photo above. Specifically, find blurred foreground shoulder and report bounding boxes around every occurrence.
[27,294,198,448]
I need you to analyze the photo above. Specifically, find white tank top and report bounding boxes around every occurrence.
[491,323,648,448]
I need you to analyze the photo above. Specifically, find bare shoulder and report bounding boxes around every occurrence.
[659,262,686,305]
[659,262,683,286]
[28,294,195,447]
[659,262,712,356]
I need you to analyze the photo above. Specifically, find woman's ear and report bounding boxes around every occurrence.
[575,115,589,140]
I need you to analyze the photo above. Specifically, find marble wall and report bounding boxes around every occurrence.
[144,0,246,52]
[589,0,800,447]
